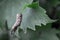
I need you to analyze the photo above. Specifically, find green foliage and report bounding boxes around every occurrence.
[27,2,39,8]
[0,0,33,29]
[0,0,60,40]
[18,24,59,40]
[20,3,55,32]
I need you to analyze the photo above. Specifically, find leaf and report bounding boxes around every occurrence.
[19,24,59,40]
[20,3,55,33]
[0,0,33,29]
[0,0,55,33]
[27,2,39,8]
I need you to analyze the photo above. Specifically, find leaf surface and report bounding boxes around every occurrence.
[20,4,55,32]
[0,0,33,29]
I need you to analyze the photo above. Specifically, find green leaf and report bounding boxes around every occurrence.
[27,2,39,8]
[0,0,56,33]
[0,0,33,29]
[19,24,59,40]
[20,4,55,33]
